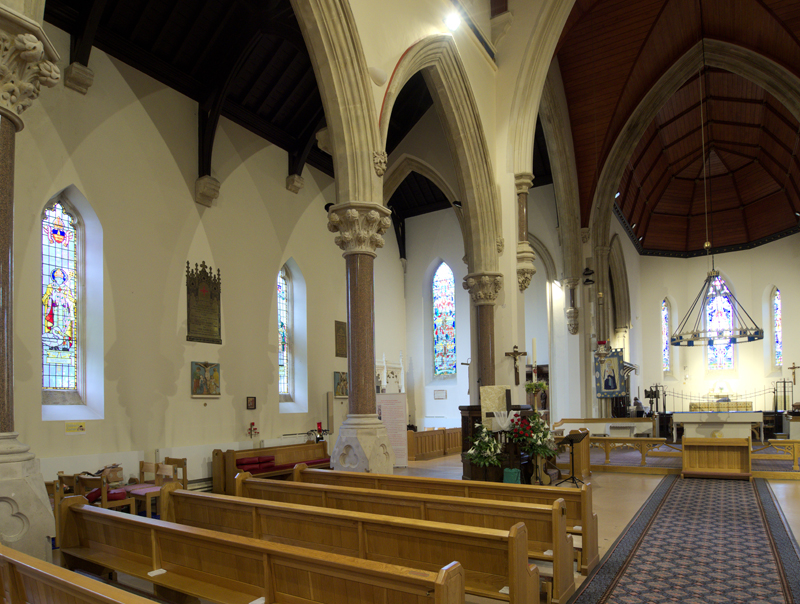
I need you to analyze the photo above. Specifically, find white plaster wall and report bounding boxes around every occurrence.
[638,234,800,411]
[404,210,470,429]
[13,25,370,477]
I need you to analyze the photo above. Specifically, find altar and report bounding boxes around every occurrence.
[673,411,763,442]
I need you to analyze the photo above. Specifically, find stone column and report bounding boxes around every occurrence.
[563,278,580,335]
[0,3,60,560]
[514,174,536,292]
[327,202,395,473]
[463,273,503,387]
[594,246,611,344]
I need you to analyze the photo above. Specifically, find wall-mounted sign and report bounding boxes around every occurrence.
[65,421,86,434]
[434,390,447,400]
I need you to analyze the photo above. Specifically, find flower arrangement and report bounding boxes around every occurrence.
[525,381,548,394]
[464,423,502,467]
[508,411,557,458]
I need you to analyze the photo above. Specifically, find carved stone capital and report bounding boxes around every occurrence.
[373,150,387,176]
[496,236,505,254]
[0,11,60,130]
[316,127,332,155]
[285,173,304,193]
[463,272,503,306]
[562,277,579,289]
[64,61,93,94]
[516,241,536,292]
[327,201,392,257]
[566,307,579,334]
[195,175,220,207]
[514,172,533,195]
[581,227,591,244]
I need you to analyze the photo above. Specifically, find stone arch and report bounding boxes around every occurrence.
[590,39,800,249]
[379,34,499,275]
[290,0,381,204]
[539,58,582,281]
[528,233,557,283]
[508,0,576,177]
[608,235,630,330]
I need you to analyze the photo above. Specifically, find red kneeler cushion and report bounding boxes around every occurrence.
[86,488,128,503]
[258,462,275,472]
[236,457,259,467]
[237,463,261,473]
[258,456,275,463]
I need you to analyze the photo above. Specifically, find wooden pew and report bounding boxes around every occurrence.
[212,441,330,495]
[59,495,465,604]
[0,543,155,604]
[161,485,539,604]
[235,474,575,604]
[290,464,599,575]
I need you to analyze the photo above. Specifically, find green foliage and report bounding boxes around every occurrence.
[524,381,548,394]
[464,423,502,468]
[508,411,557,458]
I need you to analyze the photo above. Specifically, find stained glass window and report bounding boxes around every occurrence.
[277,270,289,394]
[707,275,734,371]
[433,263,456,375]
[42,202,77,390]
[661,299,670,372]
[773,288,782,367]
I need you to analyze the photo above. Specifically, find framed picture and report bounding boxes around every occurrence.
[246,396,256,410]
[191,361,220,398]
[335,321,347,358]
[594,349,624,398]
[334,371,349,398]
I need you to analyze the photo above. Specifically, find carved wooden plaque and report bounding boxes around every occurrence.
[186,261,222,344]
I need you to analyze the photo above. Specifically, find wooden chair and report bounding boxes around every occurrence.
[163,457,188,489]
[57,471,78,495]
[75,474,134,513]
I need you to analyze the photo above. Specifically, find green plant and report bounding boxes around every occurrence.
[464,423,502,468]
[508,411,557,458]
[524,381,548,394]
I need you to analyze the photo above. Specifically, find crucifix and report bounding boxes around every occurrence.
[505,345,527,386]
[789,362,800,386]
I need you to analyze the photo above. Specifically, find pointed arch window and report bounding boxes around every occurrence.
[773,287,782,368]
[277,268,290,395]
[707,275,734,371]
[433,262,456,376]
[42,202,78,390]
[661,299,670,372]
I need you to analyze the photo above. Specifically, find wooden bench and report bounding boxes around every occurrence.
[290,464,598,575]
[59,495,465,604]
[212,441,330,495]
[160,485,539,604]
[236,474,575,604]
[0,543,156,604]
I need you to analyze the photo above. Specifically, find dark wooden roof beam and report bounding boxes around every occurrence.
[151,0,189,56]
[288,108,325,179]
[70,0,108,66]
[130,0,170,43]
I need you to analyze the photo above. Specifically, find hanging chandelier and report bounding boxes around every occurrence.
[670,52,763,347]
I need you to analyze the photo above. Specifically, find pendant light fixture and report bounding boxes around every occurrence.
[670,50,763,347]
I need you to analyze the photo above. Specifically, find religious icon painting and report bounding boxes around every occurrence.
[191,361,221,398]
[334,371,348,398]
[594,349,624,398]
[246,396,256,410]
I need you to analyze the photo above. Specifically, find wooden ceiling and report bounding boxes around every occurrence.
[556,0,800,255]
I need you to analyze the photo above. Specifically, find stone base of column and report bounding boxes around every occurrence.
[331,415,395,474]
[0,433,54,561]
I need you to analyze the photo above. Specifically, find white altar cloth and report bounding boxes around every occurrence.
[673,411,763,441]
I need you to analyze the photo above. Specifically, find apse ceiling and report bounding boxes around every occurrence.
[556,0,800,256]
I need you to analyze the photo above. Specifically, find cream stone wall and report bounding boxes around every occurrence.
[13,25,377,475]
[638,235,800,409]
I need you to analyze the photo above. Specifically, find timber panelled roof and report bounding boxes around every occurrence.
[556,0,800,255]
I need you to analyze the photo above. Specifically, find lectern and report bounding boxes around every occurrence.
[556,430,590,487]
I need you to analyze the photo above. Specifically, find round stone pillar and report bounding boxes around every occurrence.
[327,202,395,473]
[515,173,536,292]
[0,4,60,561]
[463,272,503,387]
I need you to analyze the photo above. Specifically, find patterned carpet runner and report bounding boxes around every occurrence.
[570,477,800,604]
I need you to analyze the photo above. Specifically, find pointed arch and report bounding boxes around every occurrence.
[380,34,500,274]
[590,39,800,249]
[608,235,630,330]
[290,0,382,204]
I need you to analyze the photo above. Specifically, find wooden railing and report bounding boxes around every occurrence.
[407,428,461,461]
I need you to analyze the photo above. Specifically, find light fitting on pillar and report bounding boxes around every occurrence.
[444,12,461,31]
[324,203,334,213]
[452,200,462,208]
[670,51,763,348]
[582,268,594,276]
[583,277,594,285]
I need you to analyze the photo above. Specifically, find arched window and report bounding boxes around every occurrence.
[773,287,782,367]
[42,201,78,391]
[661,299,670,372]
[707,275,734,371]
[432,262,456,375]
[277,268,290,395]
